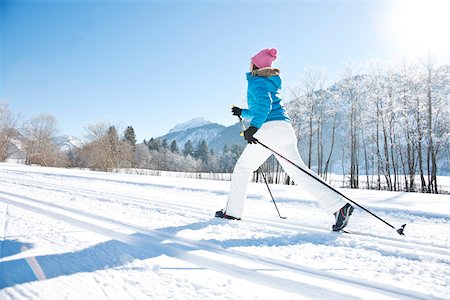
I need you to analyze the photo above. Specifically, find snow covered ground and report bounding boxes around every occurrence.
[0,163,449,299]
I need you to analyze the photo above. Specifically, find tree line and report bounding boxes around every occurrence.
[0,105,244,173]
[286,57,449,193]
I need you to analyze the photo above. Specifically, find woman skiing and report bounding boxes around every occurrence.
[215,48,354,231]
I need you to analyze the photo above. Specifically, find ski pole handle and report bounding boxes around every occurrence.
[232,105,246,136]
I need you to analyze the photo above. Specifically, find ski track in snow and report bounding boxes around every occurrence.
[0,174,447,256]
[0,164,449,299]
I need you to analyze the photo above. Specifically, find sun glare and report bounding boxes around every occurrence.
[391,0,450,57]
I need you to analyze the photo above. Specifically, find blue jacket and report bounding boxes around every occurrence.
[241,69,290,129]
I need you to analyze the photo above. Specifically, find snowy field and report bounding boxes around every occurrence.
[0,163,449,299]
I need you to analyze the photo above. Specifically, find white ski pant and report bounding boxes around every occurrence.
[224,121,347,218]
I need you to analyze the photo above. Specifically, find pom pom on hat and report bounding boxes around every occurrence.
[251,48,278,69]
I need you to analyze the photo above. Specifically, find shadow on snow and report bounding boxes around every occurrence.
[0,219,339,289]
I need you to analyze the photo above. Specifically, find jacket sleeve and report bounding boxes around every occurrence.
[241,109,253,119]
[248,78,272,129]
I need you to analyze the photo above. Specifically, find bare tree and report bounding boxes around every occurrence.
[78,123,117,171]
[423,57,450,193]
[339,62,363,189]
[78,122,139,171]
[301,67,326,169]
[0,102,20,162]
[23,113,66,166]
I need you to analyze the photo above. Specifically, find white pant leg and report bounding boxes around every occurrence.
[225,142,272,218]
[270,123,347,214]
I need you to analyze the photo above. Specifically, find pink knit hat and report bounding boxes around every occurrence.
[251,48,278,68]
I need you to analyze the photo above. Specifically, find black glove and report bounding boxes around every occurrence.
[231,106,242,117]
[243,126,258,144]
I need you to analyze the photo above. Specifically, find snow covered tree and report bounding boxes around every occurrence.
[218,144,244,173]
[285,56,448,193]
[134,143,152,168]
[301,67,326,169]
[422,57,449,193]
[146,138,161,151]
[340,62,365,188]
[161,138,169,150]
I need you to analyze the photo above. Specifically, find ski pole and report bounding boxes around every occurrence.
[258,168,287,219]
[253,138,406,236]
[233,107,286,219]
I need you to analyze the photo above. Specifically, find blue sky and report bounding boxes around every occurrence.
[0,0,439,141]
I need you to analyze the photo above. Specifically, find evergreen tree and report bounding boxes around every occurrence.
[170,140,179,153]
[194,140,210,171]
[106,126,120,169]
[230,144,244,158]
[123,126,137,146]
[194,140,209,161]
[107,126,119,150]
[161,138,169,150]
[147,138,161,151]
[183,140,194,157]
[223,144,230,153]
[219,144,234,173]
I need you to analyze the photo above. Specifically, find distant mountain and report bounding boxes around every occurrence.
[208,121,248,152]
[159,122,226,151]
[4,134,83,164]
[168,117,212,134]
[56,135,83,153]
[155,119,247,152]
[7,137,26,162]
